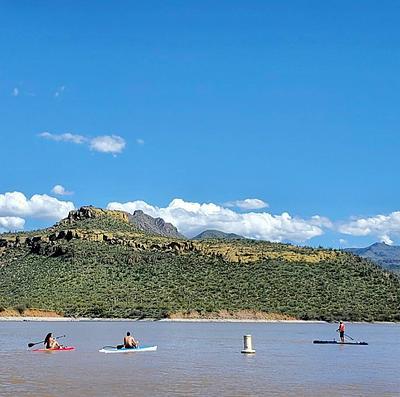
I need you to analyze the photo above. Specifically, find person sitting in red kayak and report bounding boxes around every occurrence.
[44,333,61,349]
[337,321,345,343]
[123,332,139,349]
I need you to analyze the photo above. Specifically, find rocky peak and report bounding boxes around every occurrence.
[129,210,184,238]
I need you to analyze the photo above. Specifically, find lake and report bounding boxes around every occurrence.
[0,321,399,396]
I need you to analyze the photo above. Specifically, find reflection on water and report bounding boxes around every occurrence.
[0,321,399,396]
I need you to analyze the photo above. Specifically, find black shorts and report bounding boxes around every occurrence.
[340,331,344,338]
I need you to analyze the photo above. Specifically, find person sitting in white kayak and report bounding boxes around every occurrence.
[44,333,61,349]
[123,332,139,349]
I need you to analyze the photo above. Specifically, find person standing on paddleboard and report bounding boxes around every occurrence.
[44,333,61,349]
[123,332,139,349]
[337,321,345,343]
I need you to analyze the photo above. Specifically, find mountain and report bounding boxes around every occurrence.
[1,207,399,321]
[60,206,184,238]
[346,242,400,273]
[128,210,184,238]
[193,229,245,240]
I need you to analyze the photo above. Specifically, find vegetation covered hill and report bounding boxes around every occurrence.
[0,207,399,321]
[193,229,245,240]
[346,242,400,274]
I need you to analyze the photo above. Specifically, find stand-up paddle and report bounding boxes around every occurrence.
[336,330,357,341]
[28,335,65,348]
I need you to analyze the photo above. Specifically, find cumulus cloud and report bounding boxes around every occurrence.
[39,132,126,155]
[0,216,25,231]
[309,215,333,228]
[338,211,400,244]
[107,198,326,242]
[0,191,75,220]
[380,235,393,245]
[90,135,126,154]
[225,198,269,210]
[51,185,73,196]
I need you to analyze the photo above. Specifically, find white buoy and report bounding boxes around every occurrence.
[241,334,255,354]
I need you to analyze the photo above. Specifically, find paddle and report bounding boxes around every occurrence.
[101,345,124,349]
[344,333,355,341]
[336,330,357,342]
[101,344,140,350]
[28,335,66,348]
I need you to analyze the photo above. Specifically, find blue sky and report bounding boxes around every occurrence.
[1,1,400,247]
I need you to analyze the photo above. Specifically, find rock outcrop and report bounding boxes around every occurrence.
[59,206,130,225]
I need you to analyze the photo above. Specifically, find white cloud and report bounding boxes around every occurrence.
[39,132,86,144]
[380,235,393,245]
[12,88,19,97]
[338,211,400,244]
[0,191,75,220]
[90,135,126,154]
[310,215,333,228]
[107,198,326,242]
[39,132,126,155]
[339,238,347,246]
[225,198,269,210]
[54,85,65,98]
[136,138,145,145]
[0,216,25,231]
[51,185,73,196]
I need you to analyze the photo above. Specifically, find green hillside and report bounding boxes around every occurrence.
[193,229,245,240]
[0,207,399,321]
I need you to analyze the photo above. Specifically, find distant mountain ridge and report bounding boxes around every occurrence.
[346,242,400,273]
[193,229,245,240]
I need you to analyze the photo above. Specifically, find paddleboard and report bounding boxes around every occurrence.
[313,340,368,345]
[99,345,157,354]
[32,346,75,352]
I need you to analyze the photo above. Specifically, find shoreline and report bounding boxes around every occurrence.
[1,308,397,324]
[0,316,323,323]
[0,316,398,324]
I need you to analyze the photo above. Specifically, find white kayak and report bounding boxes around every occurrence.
[99,345,157,354]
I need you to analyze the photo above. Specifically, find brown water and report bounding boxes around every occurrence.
[0,321,399,396]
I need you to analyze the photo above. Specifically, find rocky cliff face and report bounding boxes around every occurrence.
[128,210,184,238]
[59,206,130,225]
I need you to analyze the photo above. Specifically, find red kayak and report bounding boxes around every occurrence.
[32,346,75,352]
